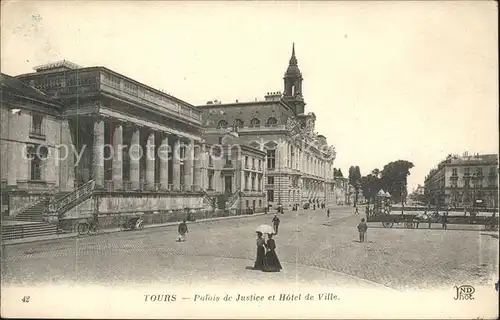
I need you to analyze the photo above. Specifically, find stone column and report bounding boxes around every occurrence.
[129,128,140,190]
[112,124,123,189]
[145,132,155,190]
[159,135,169,190]
[92,119,105,187]
[172,137,181,190]
[193,143,201,191]
[184,141,193,190]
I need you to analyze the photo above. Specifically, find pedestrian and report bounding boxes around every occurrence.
[313,204,316,210]
[254,231,266,270]
[442,210,448,230]
[357,218,368,243]
[272,214,280,235]
[262,233,282,272]
[177,219,188,242]
[355,206,359,214]
[327,208,330,218]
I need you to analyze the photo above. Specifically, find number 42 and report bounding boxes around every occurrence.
[21,296,30,303]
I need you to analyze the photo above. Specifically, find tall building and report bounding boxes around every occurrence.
[424,152,499,208]
[199,44,337,210]
[1,61,210,228]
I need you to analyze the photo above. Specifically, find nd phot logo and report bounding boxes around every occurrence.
[453,285,475,300]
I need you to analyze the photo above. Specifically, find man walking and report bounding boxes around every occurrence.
[272,214,280,235]
[177,219,188,242]
[357,218,368,243]
[327,208,330,218]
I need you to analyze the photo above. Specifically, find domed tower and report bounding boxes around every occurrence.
[283,43,305,115]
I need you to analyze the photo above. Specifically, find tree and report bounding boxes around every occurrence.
[380,160,414,204]
[360,169,383,205]
[348,166,362,206]
[334,168,344,178]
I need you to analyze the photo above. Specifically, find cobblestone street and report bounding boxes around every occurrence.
[2,207,498,290]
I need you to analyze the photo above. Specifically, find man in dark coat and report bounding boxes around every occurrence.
[177,219,188,242]
[357,218,368,243]
[272,214,280,235]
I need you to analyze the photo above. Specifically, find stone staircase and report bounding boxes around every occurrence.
[3,181,95,241]
[2,221,58,241]
[14,192,69,221]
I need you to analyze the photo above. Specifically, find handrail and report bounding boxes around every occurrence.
[48,180,95,214]
[225,188,241,209]
[201,188,217,208]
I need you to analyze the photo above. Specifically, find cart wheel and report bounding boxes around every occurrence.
[485,223,497,231]
[382,222,394,228]
[77,223,88,235]
[405,222,415,229]
[136,220,144,230]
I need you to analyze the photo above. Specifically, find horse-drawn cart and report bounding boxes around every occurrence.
[367,210,498,231]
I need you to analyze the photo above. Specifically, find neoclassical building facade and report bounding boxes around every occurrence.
[199,45,337,209]
[2,61,213,228]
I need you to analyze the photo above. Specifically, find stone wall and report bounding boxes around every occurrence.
[8,192,50,217]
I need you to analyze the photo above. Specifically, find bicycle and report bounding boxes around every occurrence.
[77,219,99,236]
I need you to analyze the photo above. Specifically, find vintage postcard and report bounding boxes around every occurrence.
[1,1,498,319]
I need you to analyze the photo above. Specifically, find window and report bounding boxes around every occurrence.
[180,165,185,186]
[245,156,249,168]
[208,173,214,189]
[267,176,274,185]
[489,167,496,176]
[267,149,276,169]
[225,154,232,166]
[464,178,470,188]
[244,174,249,190]
[452,168,457,176]
[234,119,244,128]
[31,114,44,135]
[267,190,274,202]
[258,159,262,170]
[218,137,223,144]
[252,157,255,169]
[217,120,228,129]
[464,168,470,176]
[250,118,260,127]
[451,179,458,188]
[259,200,262,207]
[258,176,262,191]
[266,117,278,126]
[30,155,42,180]
[251,174,256,190]
[246,200,249,208]
[208,155,213,167]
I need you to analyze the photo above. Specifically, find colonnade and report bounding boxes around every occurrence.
[90,118,202,191]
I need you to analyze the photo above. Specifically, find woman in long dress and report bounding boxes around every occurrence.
[254,231,266,270]
[262,234,282,272]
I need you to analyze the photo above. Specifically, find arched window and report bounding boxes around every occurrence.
[250,118,260,127]
[234,119,244,128]
[217,120,228,129]
[266,117,278,126]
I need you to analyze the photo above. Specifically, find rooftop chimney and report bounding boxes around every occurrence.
[264,91,282,101]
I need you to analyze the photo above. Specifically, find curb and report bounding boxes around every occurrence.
[2,212,269,246]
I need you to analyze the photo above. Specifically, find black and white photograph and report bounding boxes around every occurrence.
[1,1,498,318]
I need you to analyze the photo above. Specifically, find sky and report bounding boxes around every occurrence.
[1,1,498,191]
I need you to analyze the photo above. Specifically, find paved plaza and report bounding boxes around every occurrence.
[2,207,498,290]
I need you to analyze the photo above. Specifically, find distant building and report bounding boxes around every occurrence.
[415,184,425,195]
[199,44,337,210]
[424,152,498,208]
[202,132,266,213]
